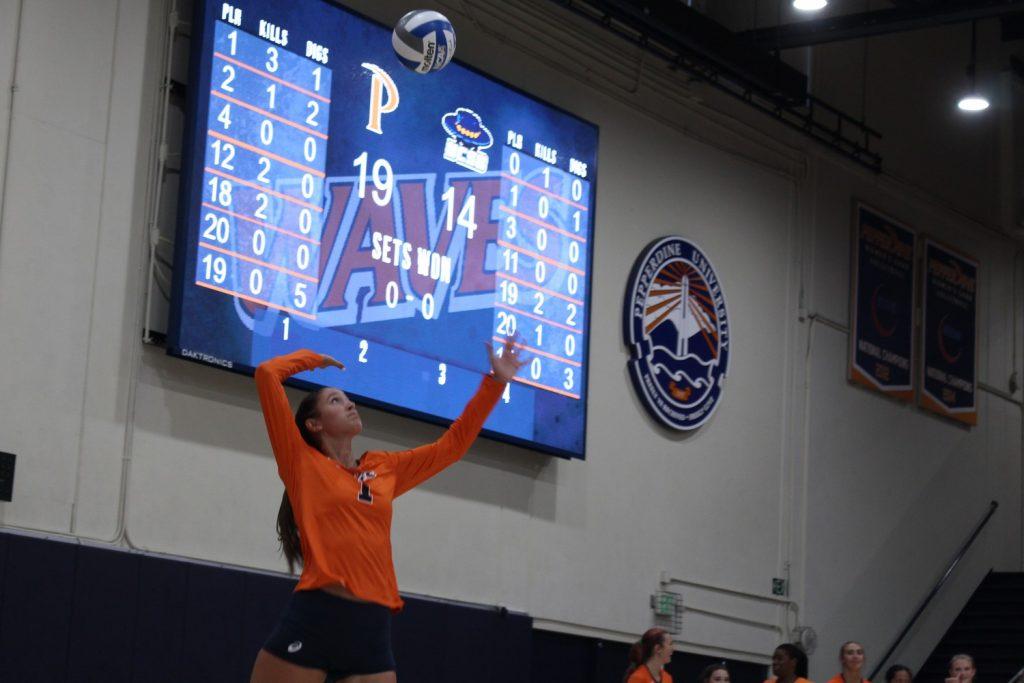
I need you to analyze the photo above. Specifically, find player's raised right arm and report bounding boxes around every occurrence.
[254,350,343,481]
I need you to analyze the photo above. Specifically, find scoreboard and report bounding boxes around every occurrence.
[169,0,599,459]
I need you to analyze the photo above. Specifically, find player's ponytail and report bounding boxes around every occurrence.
[623,641,643,680]
[623,628,668,682]
[277,491,302,573]
[276,388,327,573]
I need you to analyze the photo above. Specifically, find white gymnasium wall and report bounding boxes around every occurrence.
[797,154,1023,675]
[0,0,1020,675]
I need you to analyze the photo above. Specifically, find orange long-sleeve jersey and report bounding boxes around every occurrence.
[627,665,673,683]
[255,349,505,609]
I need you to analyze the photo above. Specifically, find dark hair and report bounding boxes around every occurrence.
[277,388,326,573]
[623,628,668,682]
[885,665,913,683]
[775,643,809,679]
[701,663,730,683]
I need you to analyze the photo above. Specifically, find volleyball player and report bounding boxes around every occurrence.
[765,643,813,683]
[885,665,913,683]
[700,663,731,683]
[249,337,524,683]
[623,628,674,683]
[946,654,976,683]
[826,641,870,683]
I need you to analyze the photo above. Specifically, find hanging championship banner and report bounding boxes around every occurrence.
[920,239,978,425]
[849,204,916,401]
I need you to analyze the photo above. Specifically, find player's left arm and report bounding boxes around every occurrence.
[391,336,524,495]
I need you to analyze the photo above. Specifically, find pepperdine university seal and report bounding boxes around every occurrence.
[623,236,730,430]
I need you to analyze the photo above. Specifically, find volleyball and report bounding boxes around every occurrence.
[392,10,456,73]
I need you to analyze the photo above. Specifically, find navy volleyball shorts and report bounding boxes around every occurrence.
[263,589,395,677]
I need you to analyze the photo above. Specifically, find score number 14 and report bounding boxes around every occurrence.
[352,151,478,238]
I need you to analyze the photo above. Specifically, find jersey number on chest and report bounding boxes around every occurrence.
[356,471,377,504]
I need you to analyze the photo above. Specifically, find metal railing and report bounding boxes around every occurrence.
[869,500,999,681]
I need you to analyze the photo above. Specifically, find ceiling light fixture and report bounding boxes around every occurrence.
[957,96,989,112]
[792,0,827,11]
[957,21,990,112]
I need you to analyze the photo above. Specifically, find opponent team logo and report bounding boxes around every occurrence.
[624,237,730,430]
[441,107,493,173]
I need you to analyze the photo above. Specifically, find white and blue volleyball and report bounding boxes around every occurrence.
[392,10,456,74]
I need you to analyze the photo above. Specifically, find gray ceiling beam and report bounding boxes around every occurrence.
[739,0,1024,50]
[559,0,809,102]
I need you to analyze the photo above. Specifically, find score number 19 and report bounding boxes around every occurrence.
[352,152,478,237]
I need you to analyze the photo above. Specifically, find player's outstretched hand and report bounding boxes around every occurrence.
[488,335,525,384]
[318,355,346,371]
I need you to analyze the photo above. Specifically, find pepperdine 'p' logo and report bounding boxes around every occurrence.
[623,237,730,430]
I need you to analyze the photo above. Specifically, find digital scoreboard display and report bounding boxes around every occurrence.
[169,0,599,458]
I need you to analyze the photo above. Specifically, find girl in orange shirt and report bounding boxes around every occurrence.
[764,643,812,683]
[623,628,674,683]
[249,337,524,683]
[826,641,869,683]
